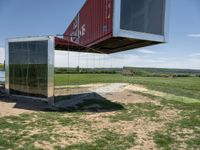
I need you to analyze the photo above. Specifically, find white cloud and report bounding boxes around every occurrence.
[189,53,200,57]
[0,47,5,63]
[137,49,157,54]
[187,34,200,38]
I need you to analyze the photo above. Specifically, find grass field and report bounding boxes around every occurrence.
[0,73,200,149]
[0,64,3,70]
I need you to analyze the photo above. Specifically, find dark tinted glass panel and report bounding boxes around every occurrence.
[120,0,165,35]
[9,41,48,98]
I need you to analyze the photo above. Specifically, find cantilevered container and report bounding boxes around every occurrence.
[64,0,169,54]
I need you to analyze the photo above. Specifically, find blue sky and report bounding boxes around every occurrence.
[0,0,200,69]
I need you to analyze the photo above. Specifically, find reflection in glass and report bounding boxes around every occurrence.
[120,0,165,35]
[9,41,48,98]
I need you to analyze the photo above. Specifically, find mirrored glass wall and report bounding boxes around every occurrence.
[120,0,165,35]
[9,41,48,98]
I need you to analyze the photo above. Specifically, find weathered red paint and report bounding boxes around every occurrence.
[64,0,113,47]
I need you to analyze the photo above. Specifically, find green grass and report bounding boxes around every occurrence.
[54,74,200,149]
[55,74,124,86]
[2,98,199,149]
[0,112,88,149]
[0,110,136,150]
[55,74,200,99]
[134,91,200,149]
[62,131,136,150]
[1,73,200,149]
[153,132,175,150]
[0,64,3,70]
[109,102,162,122]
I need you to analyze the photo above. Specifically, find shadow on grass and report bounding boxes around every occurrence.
[54,93,124,112]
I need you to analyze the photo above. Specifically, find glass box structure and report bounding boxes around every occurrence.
[5,37,54,103]
[5,0,169,104]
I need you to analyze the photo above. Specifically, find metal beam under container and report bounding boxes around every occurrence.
[54,37,88,52]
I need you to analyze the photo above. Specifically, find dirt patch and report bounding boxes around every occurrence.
[57,83,160,106]
[125,84,148,92]
[90,83,128,93]
[81,114,163,150]
[129,119,163,150]
[0,83,159,117]
[53,125,93,145]
[125,84,165,97]
[157,107,181,121]
[0,99,47,117]
[79,104,181,150]
[0,101,33,117]
[102,90,159,105]
[55,83,128,96]
[55,87,90,96]
[55,84,105,96]
[33,123,93,149]
[92,118,160,149]
[19,119,93,150]
[34,141,54,150]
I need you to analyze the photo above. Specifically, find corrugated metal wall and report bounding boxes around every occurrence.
[64,0,113,47]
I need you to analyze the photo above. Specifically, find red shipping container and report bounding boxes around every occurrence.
[63,0,168,54]
[64,0,113,47]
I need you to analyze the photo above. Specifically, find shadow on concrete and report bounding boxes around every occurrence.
[0,86,124,113]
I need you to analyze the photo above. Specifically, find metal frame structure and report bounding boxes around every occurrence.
[4,0,170,104]
[5,36,55,104]
[113,0,169,42]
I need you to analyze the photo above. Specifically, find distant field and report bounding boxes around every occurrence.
[124,67,200,75]
[0,64,3,70]
[55,74,200,99]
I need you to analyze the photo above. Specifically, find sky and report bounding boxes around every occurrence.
[0,0,200,69]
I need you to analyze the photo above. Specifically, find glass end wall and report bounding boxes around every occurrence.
[120,0,165,35]
[8,40,49,99]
